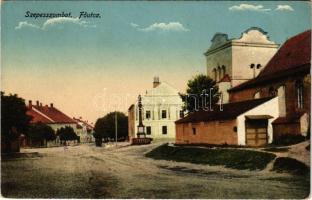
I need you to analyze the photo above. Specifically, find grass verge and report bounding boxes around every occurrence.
[273,157,310,176]
[146,144,276,170]
[263,147,290,152]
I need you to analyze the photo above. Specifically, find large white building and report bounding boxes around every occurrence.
[204,27,279,103]
[128,77,183,140]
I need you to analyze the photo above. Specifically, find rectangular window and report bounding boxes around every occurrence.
[161,110,167,119]
[146,111,151,119]
[296,81,304,109]
[192,127,196,135]
[162,126,167,135]
[146,126,151,135]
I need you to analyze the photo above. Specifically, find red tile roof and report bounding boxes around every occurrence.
[27,109,53,124]
[272,112,305,124]
[219,74,231,82]
[27,103,76,124]
[34,105,76,123]
[175,97,273,124]
[229,30,311,92]
[73,117,94,130]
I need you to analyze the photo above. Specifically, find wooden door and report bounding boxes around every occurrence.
[245,119,268,147]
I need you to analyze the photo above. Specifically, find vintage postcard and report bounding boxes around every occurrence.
[1,0,311,199]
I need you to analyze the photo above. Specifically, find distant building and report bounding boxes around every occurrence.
[25,100,79,146]
[27,100,77,131]
[73,117,94,143]
[205,27,279,103]
[128,77,184,141]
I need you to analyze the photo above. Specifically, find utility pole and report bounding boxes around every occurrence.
[115,111,118,146]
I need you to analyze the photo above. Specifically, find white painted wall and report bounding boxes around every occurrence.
[231,45,278,86]
[236,97,279,145]
[300,113,309,136]
[49,123,93,142]
[205,28,279,103]
[132,82,183,139]
[218,82,231,103]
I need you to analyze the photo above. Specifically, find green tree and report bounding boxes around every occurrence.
[56,126,78,141]
[28,123,56,141]
[180,74,219,112]
[1,92,32,141]
[93,112,128,141]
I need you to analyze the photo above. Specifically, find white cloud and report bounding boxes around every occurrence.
[15,21,40,30]
[15,17,96,31]
[42,17,95,29]
[229,4,271,12]
[130,22,139,28]
[275,5,294,11]
[139,22,189,32]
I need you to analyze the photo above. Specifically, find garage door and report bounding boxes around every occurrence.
[245,119,268,147]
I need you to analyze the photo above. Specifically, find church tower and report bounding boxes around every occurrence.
[204,27,279,103]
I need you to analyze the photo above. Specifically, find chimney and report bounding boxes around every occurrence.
[40,103,42,107]
[153,76,160,88]
[50,103,53,108]
[28,100,32,108]
[36,101,39,107]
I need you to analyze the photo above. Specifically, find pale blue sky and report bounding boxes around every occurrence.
[1,1,310,122]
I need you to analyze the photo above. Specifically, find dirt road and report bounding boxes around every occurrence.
[1,142,310,198]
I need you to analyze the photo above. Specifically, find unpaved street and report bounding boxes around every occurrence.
[1,142,310,198]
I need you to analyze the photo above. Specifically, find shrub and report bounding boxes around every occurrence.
[56,126,78,141]
[263,147,290,152]
[273,157,310,176]
[28,123,56,141]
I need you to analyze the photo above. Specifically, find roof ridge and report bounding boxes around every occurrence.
[31,107,55,123]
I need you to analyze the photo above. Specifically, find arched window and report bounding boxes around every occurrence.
[222,65,226,77]
[217,66,221,81]
[212,68,217,81]
[295,80,304,108]
[269,87,277,97]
